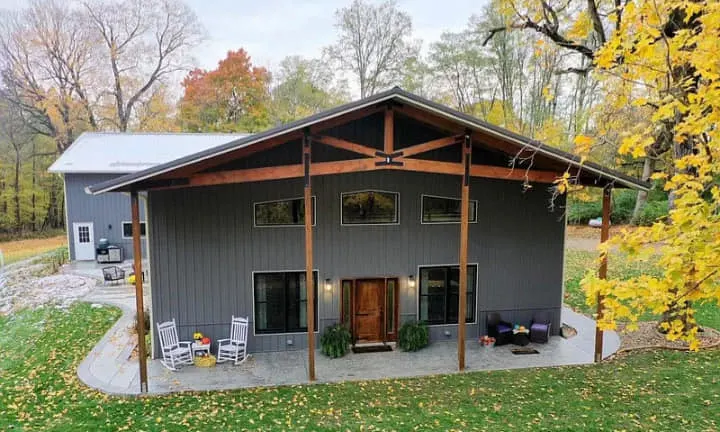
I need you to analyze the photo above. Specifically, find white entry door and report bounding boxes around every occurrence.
[72,222,95,261]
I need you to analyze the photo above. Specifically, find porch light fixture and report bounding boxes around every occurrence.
[324,279,332,291]
[408,275,416,288]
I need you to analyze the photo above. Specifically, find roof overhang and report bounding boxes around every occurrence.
[87,88,650,195]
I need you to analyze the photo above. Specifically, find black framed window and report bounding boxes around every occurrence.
[254,197,316,227]
[341,190,399,225]
[419,265,477,325]
[122,222,147,238]
[421,195,478,223]
[254,271,318,334]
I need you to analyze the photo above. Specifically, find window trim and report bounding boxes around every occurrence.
[251,269,320,336]
[253,196,317,228]
[340,189,400,226]
[420,194,479,225]
[416,263,479,326]
[121,221,147,239]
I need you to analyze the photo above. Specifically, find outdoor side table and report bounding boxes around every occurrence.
[512,329,530,346]
[191,342,211,357]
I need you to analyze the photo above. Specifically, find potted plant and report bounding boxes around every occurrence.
[480,335,496,347]
[321,324,352,358]
[398,321,429,351]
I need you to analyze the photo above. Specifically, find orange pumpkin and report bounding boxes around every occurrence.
[201,337,211,345]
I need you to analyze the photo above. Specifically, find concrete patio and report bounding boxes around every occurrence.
[65,259,148,281]
[77,302,620,396]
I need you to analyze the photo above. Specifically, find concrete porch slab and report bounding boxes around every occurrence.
[77,305,619,396]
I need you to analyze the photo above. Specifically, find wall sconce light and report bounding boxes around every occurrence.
[324,279,332,291]
[408,275,416,288]
[444,330,452,337]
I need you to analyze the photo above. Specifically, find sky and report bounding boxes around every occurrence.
[0,0,489,96]
[185,0,488,71]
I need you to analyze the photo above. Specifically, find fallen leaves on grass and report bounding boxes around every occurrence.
[0,304,718,431]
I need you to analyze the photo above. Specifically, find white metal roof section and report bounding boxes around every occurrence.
[48,132,249,174]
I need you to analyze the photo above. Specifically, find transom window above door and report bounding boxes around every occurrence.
[421,195,478,224]
[254,197,316,227]
[341,190,399,225]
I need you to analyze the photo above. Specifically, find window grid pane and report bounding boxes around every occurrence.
[255,197,315,226]
[78,226,90,243]
[418,265,477,325]
[254,271,318,334]
[122,222,147,238]
[422,195,478,223]
[386,280,396,333]
[341,191,398,224]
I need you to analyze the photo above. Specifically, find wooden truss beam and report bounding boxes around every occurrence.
[189,159,379,187]
[399,136,462,158]
[312,135,378,158]
[184,159,561,188]
[384,107,394,154]
[158,106,385,180]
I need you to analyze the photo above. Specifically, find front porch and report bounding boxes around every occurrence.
[78,306,619,395]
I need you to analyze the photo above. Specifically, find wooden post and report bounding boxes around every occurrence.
[458,131,472,371]
[131,190,148,392]
[594,185,612,362]
[303,131,316,381]
[384,106,394,154]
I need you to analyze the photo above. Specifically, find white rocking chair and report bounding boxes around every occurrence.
[217,316,249,365]
[156,319,193,371]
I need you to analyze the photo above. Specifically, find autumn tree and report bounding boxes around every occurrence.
[580,0,720,348]
[484,0,654,215]
[270,56,348,125]
[325,0,420,97]
[0,1,93,153]
[492,0,720,347]
[179,49,271,132]
[0,100,33,231]
[83,0,203,131]
[0,0,201,233]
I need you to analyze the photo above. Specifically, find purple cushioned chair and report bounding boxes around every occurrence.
[487,313,513,346]
[530,312,551,344]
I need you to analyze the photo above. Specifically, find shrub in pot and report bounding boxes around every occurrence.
[321,324,352,358]
[398,320,429,351]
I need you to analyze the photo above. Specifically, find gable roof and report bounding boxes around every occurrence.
[48,132,249,174]
[88,87,650,193]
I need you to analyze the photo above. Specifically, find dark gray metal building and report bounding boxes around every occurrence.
[49,133,246,261]
[88,88,649,356]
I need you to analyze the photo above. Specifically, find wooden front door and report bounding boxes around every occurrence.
[353,279,384,343]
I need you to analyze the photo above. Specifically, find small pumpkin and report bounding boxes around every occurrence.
[201,336,211,345]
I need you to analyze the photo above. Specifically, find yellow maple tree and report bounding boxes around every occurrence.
[580,0,720,349]
[492,0,720,348]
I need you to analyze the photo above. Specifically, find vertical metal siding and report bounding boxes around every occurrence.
[148,170,565,355]
[64,173,147,260]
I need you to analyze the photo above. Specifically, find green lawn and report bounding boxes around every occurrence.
[563,250,720,329]
[1,304,719,431]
